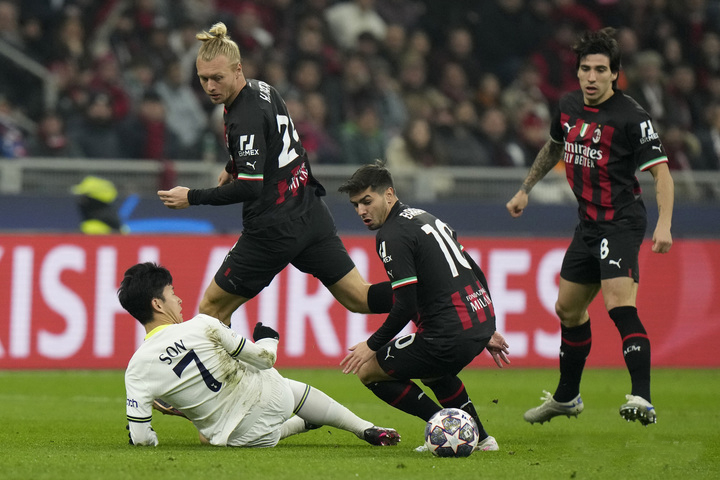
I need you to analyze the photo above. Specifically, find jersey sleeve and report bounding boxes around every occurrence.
[367,283,418,350]
[627,116,669,171]
[366,227,419,350]
[199,314,278,370]
[187,179,263,205]
[125,365,159,446]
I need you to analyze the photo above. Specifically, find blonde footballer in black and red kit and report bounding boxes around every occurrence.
[507,28,674,426]
[158,22,393,328]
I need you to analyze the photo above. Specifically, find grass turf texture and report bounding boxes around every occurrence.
[1,368,718,480]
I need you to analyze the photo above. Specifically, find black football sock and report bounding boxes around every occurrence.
[554,320,592,402]
[423,375,489,439]
[609,306,652,402]
[366,380,440,421]
[367,281,394,313]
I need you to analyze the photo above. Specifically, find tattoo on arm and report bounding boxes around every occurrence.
[521,141,564,193]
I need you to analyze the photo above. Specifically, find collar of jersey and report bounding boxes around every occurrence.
[145,324,172,340]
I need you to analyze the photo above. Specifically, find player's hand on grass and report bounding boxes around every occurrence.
[487,331,510,368]
[340,341,375,375]
[253,322,280,341]
[158,187,190,209]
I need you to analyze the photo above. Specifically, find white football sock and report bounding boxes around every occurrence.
[287,379,373,438]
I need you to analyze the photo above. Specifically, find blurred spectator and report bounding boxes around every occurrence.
[67,91,122,159]
[428,26,482,86]
[0,0,44,118]
[375,0,425,30]
[474,73,503,111]
[88,53,132,120]
[405,27,431,60]
[615,26,640,90]
[530,20,581,107]
[0,0,23,49]
[666,63,706,131]
[380,23,407,75]
[501,61,551,130]
[437,61,472,106]
[26,110,82,158]
[372,61,408,138]
[339,54,375,121]
[696,31,720,89]
[697,102,720,170]
[625,50,672,130]
[325,0,387,51]
[385,116,445,168]
[48,10,90,67]
[475,107,526,168]
[434,101,490,167]
[230,2,274,56]
[118,91,181,160]
[168,19,202,85]
[385,115,453,198]
[398,54,448,120]
[515,106,552,163]
[154,59,208,159]
[338,103,386,164]
[474,0,543,86]
[303,91,342,163]
[662,123,703,200]
[0,95,26,158]
[122,57,156,106]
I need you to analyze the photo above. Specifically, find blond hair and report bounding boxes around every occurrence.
[196,22,241,64]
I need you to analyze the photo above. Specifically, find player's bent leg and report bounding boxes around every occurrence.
[555,278,599,328]
[327,267,372,313]
[279,415,309,440]
[198,279,249,326]
[286,379,400,446]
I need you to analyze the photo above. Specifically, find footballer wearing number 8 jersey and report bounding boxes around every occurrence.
[339,162,511,452]
[157,22,394,329]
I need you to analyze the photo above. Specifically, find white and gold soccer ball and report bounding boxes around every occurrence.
[424,408,479,457]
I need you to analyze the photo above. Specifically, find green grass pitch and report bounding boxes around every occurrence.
[1,368,718,479]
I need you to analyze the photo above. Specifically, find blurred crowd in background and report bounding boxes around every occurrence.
[2,0,720,174]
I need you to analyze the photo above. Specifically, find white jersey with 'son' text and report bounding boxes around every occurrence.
[125,314,288,446]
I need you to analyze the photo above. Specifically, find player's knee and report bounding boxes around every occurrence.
[555,302,582,327]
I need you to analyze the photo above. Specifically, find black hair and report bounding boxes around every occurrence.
[117,262,172,325]
[337,159,394,197]
[573,27,621,86]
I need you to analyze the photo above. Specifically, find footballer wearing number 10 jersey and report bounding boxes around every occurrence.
[339,163,510,452]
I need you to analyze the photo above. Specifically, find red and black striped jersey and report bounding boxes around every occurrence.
[371,202,496,347]
[550,89,668,222]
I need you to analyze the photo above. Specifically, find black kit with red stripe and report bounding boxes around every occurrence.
[550,89,669,223]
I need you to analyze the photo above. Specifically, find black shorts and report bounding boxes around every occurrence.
[214,200,356,298]
[560,219,646,284]
[375,333,490,380]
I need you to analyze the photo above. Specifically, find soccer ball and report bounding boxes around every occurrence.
[424,408,479,457]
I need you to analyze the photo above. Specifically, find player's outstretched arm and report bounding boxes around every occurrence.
[507,139,564,218]
[158,186,190,209]
[649,163,674,253]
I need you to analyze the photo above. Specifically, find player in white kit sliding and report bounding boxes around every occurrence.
[120,262,400,447]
